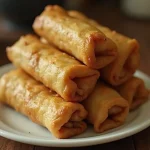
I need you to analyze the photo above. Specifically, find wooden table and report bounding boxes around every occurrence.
[0,4,150,150]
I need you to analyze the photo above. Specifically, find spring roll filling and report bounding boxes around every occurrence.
[132,97,146,108]
[58,121,86,137]
[63,121,84,128]
[91,35,117,68]
[64,72,99,101]
[73,75,96,95]
[108,105,123,116]
[95,105,127,131]
[53,108,87,132]
[113,46,139,83]
[131,89,149,109]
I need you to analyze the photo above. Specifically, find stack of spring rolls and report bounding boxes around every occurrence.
[0,5,149,139]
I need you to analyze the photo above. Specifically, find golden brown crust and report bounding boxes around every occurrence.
[101,38,140,86]
[69,10,140,85]
[33,5,117,69]
[7,34,100,102]
[117,77,150,110]
[0,69,87,139]
[83,81,129,133]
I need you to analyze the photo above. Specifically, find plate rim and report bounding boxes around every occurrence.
[0,64,150,147]
[0,116,150,147]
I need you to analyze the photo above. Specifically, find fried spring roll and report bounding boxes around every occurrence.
[7,35,100,102]
[0,69,88,139]
[83,82,129,133]
[69,10,140,85]
[33,5,117,69]
[117,77,150,110]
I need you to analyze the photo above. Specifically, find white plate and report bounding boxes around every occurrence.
[0,64,150,147]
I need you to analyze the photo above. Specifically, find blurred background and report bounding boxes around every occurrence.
[0,0,150,74]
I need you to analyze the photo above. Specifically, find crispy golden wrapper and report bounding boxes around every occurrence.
[117,77,150,110]
[83,81,129,133]
[69,10,140,85]
[33,5,117,69]
[0,69,88,139]
[7,35,100,102]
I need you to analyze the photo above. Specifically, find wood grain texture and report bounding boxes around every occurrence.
[133,127,150,150]
[0,137,34,150]
[0,2,150,150]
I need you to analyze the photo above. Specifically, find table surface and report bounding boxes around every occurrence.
[0,4,150,150]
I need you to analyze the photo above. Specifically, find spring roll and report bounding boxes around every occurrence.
[117,77,150,110]
[33,5,117,69]
[0,69,88,139]
[83,81,129,133]
[69,10,140,85]
[7,35,100,102]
